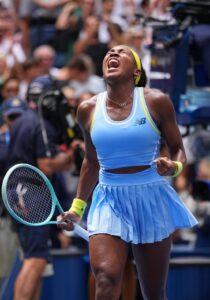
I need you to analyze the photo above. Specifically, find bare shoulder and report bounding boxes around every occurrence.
[144,88,175,113]
[143,88,176,129]
[144,88,170,103]
[77,96,97,130]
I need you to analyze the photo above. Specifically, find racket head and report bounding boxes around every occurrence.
[1,163,62,226]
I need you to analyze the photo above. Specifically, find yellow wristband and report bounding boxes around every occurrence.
[172,161,183,177]
[69,198,87,218]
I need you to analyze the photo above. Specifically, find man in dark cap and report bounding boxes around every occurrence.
[0,96,27,194]
[0,97,27,288]
[7,76,73,300]
[1,97,27,122]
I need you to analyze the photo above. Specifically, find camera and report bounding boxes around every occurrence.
[39,88,84,176]
[28,75,84,175]
[28,76,82,143]
[39,89,79,145]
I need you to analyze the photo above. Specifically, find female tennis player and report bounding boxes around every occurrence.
[59,45,198,300]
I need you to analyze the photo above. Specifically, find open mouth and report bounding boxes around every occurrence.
[108,58,120,69]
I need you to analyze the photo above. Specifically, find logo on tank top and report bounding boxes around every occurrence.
[134,117,146,126]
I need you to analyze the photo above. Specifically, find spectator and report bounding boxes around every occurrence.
[0,54,10,85]
[80,0,97,18]
[73,16,110,76]
[18,58,42,100]
[197,157,210,181]
[56,54,105,97]
[0,76,20,128]
[0,77,20,102]
[140,0,153,17]
[113,0,139,26]
[0,5,26,68]
[125,25,152,79]
[54,1,83,66]
[97,0,128,44]
[150,0,172,21]
[33,44,59,76]
[32,0,69,10]
[17,0,33,55]
[55,0,99,65]
[18,0,69,54]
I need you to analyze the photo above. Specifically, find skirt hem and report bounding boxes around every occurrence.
[88,225,197,244]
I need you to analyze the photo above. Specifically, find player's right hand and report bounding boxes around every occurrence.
[57,211,81,231]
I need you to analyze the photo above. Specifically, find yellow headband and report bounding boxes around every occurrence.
[127,47,141,85]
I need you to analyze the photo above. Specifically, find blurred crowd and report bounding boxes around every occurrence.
[0,0,174,96]
[0,0,174,223]
[0,0,210,299]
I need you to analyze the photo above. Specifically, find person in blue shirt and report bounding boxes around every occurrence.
[0,97,27,214]
[0,97,27,289]
[59,45,198,300]
[7,76,73,300]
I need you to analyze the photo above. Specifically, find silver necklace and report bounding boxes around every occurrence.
[107,94,133,108]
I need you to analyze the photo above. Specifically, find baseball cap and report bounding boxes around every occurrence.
[27,75,55,96]
[2,97,27,117]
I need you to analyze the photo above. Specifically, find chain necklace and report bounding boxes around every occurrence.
[107,94,133,108]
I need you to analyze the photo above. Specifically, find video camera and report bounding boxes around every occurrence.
[164,0,210,48]
[39,89,82,145]
[171,0,210,24]
[28,75,82,145]
[27,75,84,174]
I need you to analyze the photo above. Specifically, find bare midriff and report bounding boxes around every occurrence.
[105,165,150,174]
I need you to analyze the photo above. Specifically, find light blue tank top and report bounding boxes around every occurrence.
[90,87,161,169]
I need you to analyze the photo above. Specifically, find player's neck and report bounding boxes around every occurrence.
[107,83,135,104]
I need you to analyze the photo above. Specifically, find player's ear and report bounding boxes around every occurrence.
[134,69,141,79]
[133,69,141,85]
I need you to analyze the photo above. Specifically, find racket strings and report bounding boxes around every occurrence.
[6,168,53,224]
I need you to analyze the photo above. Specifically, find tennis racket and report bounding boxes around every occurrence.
[1,163,89,242]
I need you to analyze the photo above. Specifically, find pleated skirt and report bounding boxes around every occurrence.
[87,166,198,244]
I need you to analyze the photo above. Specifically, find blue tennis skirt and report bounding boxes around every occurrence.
[87,167,198,244]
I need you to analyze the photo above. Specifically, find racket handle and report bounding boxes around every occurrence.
[57,217,89,242]
[73,223,89,242]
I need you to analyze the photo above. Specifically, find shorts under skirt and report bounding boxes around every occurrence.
[87,167,198,244]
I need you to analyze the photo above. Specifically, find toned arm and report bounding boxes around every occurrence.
[75,97,100,202]
[145,88,186,176]
[156,93,186,164]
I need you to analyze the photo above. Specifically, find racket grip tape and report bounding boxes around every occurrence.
[73,223,89,242]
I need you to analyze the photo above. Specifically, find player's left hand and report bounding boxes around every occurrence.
[154,157,177,176]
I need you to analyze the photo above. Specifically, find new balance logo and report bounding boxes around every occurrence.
[134,118,146,126]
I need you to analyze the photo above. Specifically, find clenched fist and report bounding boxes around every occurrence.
[154,157,177,176]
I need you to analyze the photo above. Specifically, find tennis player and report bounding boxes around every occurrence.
[59,45,198,300]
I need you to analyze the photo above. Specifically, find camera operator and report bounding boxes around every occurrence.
[6,75,74,300]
